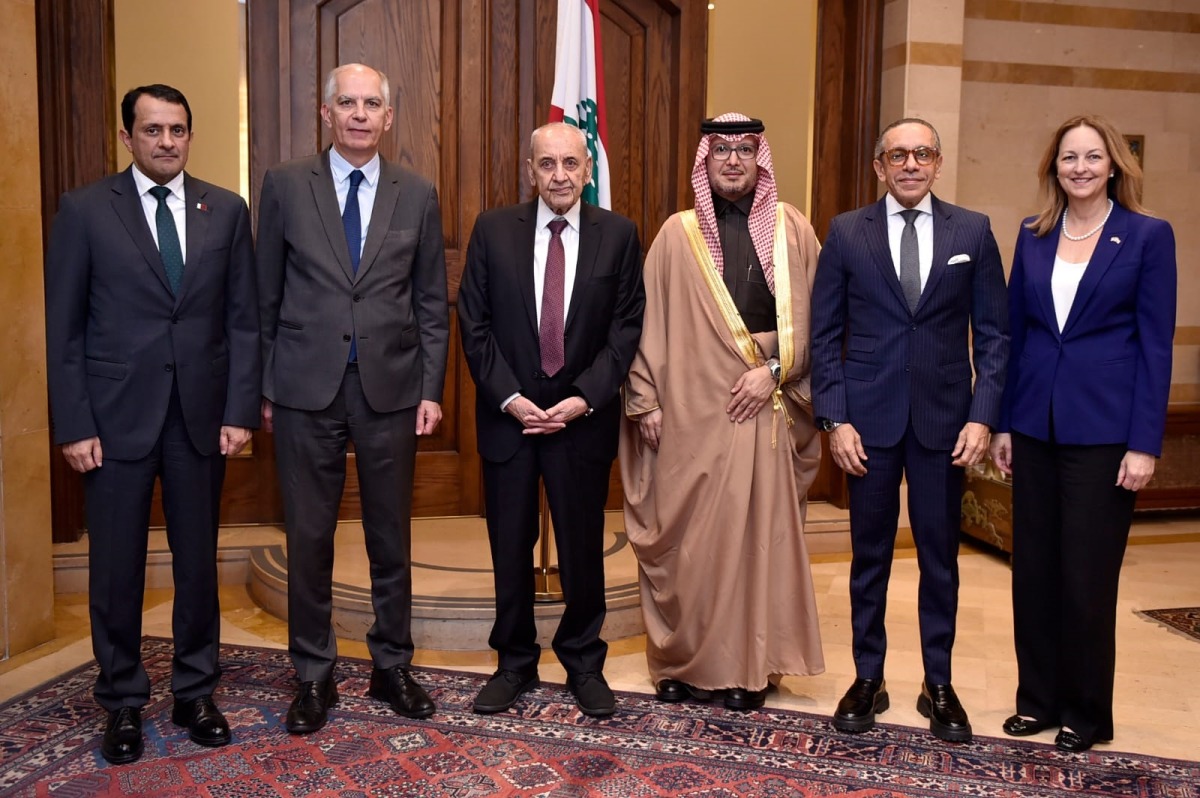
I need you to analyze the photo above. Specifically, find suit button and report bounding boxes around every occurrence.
[904,365,910,372]
[910,323,917,331]
[343,334,352,342]
[171,317,179,324]
[164,364,174,372]
[353,295,363,302]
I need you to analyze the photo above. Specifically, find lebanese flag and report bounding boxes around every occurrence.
[548,0,610,209]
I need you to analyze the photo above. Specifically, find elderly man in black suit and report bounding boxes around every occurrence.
[458,122,644,717]
[256,63,449,732]
[811,118,1009,743]
[45,84,261,764]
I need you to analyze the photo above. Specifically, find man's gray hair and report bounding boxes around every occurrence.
[530,122,588,154]
[874,117,941,159]
[323,63,391,108]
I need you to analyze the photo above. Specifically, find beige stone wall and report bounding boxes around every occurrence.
[0,0,54,657]
[707,0,818,215]
[113,0,244,198]
[885,0,1199,404]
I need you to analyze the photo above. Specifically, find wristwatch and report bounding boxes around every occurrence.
[767,358,782,383]
[818,418,843,432]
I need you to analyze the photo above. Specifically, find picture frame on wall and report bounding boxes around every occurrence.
[1125,134,1144,168]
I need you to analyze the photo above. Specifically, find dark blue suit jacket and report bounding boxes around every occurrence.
[811,195,1009,450]
[998,204,1176,455]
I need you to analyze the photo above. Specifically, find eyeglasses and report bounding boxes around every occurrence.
[879,146,939,167]
[710,142,758,161]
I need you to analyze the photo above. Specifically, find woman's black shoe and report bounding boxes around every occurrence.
[1002,714,1053,737]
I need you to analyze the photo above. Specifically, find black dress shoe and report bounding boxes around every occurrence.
[1002,714,1053,737]
[832,678,889,733]
[1055,728,1093,752]
[171,695,231,747]
[368,666,435,719]
[654,679,714,703]
[916,682,972,742]
[101,706,143,765]
[285,677,338,734]
[724,687,767,711]
[568,671,616,717]
[473,669,539,714]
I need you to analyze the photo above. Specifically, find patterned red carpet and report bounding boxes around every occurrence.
[2,638,1197,797]
[1138,607,1200,642]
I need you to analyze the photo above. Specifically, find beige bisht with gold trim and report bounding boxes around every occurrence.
[620,200,825,691]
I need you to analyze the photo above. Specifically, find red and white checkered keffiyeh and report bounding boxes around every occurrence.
[690,112,780,294]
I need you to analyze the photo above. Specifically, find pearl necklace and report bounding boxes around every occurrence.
[1061,199,1113,241]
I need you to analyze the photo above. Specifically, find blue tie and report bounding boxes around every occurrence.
[149,186,184,294]
[344,169,364,361]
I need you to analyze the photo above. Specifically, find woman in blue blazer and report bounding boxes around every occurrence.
[990,115,1176,752]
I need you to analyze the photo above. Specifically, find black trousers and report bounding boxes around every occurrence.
[847,422,963,684]
[273,365,418,681]
[85,384,225,710]
[1010,432,1135,743]
[482,423,611,676]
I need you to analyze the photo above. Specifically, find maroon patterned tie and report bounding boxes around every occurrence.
[540,218,568,376]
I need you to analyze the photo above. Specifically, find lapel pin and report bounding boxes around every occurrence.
[1109,236,1120,244]
[197,202,209,212]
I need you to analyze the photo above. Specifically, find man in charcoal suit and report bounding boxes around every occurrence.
[256,63,449,732]
[45,84,260,763]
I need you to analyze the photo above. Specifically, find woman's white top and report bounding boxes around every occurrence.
[1052,255,1089,333]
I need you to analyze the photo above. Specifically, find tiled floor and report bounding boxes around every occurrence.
[3,510,1199,762]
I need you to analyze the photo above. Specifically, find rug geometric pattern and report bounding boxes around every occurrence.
[1,639,1197,797]
[1137,607,1200,643]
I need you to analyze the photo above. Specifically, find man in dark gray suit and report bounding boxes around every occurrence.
[45,84,260,764]
[257,63,449,733]
[811,118,1008,743]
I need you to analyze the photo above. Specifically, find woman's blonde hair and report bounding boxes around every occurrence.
[1027,114,1149,237]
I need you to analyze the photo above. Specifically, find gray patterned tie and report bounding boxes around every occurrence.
[899,208,921,313]
[149,186,184,294]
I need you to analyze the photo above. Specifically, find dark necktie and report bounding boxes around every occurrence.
[344,169,365,273]
[149,186,184,294]
[344,169,365,361]
[540,218,568,376]
[899,208,922,313]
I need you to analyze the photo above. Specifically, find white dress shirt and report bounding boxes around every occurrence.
[328,147,382,259]
[500,197,583,411]
[131,164,187,259]
[884,192,934,291]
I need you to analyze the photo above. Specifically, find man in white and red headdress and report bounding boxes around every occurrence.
[619,113,824,710]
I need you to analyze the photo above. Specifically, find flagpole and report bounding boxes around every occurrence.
[533,482,563,602]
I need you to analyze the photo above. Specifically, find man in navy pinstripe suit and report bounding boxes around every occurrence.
[811,118,1008,743]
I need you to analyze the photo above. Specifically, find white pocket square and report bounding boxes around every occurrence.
[948,254,972,265]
